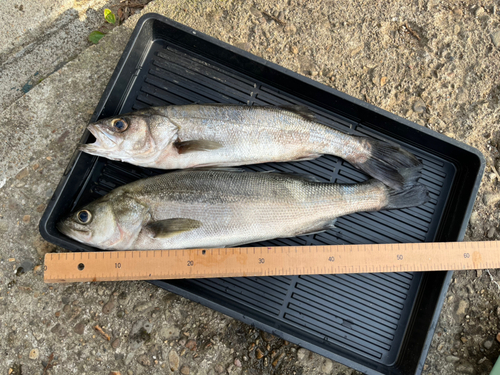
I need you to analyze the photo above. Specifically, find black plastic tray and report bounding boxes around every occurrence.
[39,14,484,375]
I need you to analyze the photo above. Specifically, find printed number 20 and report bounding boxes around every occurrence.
[187,260,194,266]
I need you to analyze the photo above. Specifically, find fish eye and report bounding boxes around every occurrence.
[112,119,128,132]
[76,210,92,224]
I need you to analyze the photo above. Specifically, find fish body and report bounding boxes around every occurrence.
[57,169,429,250]
[81,105,421,189]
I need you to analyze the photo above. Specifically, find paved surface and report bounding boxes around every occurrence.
[1,0,500,374]
[0,0,125,112]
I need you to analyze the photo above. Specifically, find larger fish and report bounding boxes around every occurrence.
[57,169,429,250]
[81,105,421,190]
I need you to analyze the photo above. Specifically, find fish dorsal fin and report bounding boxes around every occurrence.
[174,140,223,154]
[278,105,316,121]
[263,170,321,183]
[193,167,247,173]
[144,218,202,239]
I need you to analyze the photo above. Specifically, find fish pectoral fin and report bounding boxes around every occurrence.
[174,140,223,154]
[144,218,202,239]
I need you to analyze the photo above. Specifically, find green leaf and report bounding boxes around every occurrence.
[104,9,116,24]
[88,31,106,44]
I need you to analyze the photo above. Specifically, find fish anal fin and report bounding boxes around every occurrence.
[175,140,222,154]
[293,153,322,162]
[144,218,202,239]
[296,219,337,236]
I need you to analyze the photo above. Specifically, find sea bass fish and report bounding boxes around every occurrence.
[57,169,429,250]
[80,104,421,190]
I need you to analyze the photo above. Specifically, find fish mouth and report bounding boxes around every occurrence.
[79,124,118,156]
[56,221,92,242]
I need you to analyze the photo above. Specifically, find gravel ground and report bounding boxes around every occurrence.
[1,0,500,374]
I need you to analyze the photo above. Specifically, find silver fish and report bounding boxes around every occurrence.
[80,105,421,190]
[57,169,429,250]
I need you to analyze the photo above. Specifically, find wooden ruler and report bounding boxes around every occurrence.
[44,241,500,283]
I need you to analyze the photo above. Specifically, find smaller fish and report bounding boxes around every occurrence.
[80,104,422,190]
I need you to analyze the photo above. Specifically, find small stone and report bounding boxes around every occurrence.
[496,332,500,343]
[456,363,475,374]
[36,204,46,213]
[460,337,467,343]
[234,358,242,367]
[477,269,483,278]
[453,8,463,16]
[491,30,500,48]
[484,340,493,349]
[74,322,85,335]
[111,338,121,349]
[102,299,116,314]
[475,7,485,17]
[489,227,497,238]
[180,365,190,375]
[16,168,29,180]
[456,300,468,317]
[169,350,180,371]
[137,354,151,367]
[272,353,285,367]
[22,215,30,223]
[255,348,264,359]
[380,76,387,86]
[486,194,500,206]
[261,331,275,342]
[290,46,298,54]
[185,339,197,351]
[413,99,426,113]
[134,301,152,312]
[321,358,333,372]
[29,348,39,360]
[109,372,121,375]
[478,357,487,364]
[297,348,309,361]
[446,355,460,363]
[215,364,224,373]
[285,24,296,34]
[160,325,180,340]
[437,343,445,352]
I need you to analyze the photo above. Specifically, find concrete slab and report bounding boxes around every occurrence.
[0,0,128,112]
[1,0,500,374]
[0,0,105,59]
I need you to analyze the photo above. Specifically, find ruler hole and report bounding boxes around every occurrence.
[78,263,85,271]
[202,250,206,255]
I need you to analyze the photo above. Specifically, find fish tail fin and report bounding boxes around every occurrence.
[383,181,430,210]
[346,137,422,190]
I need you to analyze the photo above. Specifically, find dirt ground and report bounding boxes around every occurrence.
[1,0,500,374]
